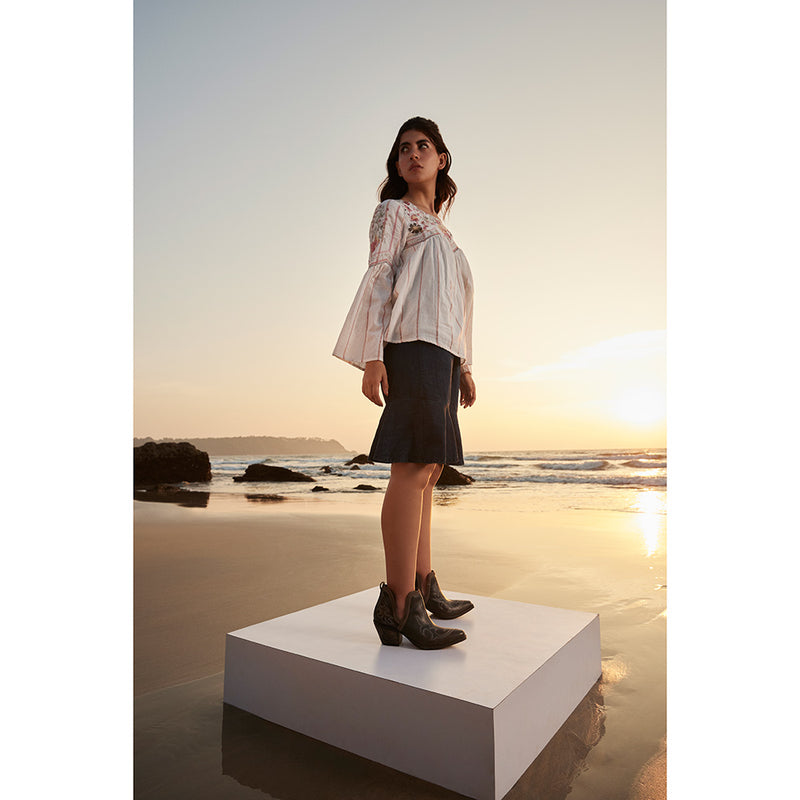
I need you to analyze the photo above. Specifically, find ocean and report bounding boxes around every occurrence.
[175,448,667,515]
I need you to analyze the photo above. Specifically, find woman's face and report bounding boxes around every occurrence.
[395,129,447,186]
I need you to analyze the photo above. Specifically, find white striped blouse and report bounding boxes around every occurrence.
[332,199,474,374]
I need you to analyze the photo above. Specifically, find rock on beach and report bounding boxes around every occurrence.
[134,441,212,487]
[233,464,315,483]
[436,465,474,486]
[345,454,374,465]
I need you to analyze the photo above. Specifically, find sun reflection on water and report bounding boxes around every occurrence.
[632,490,666,557]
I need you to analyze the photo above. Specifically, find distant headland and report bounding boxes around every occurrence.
[133,436,352,456]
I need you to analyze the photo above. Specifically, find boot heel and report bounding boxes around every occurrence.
[374,621,402,646]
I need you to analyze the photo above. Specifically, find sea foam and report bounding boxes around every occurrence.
[536,460,610,471]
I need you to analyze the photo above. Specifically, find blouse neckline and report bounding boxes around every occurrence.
[401,199,455,241]
[402,199,440,221]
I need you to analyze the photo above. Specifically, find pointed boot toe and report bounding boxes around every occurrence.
[399,592,466,650]
[417,570,475,619]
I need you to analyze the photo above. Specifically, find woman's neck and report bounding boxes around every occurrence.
[401,187,437,216]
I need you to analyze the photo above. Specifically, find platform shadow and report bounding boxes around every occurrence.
[220,678,605,800]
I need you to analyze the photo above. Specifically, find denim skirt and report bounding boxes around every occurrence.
[368,340,464,465]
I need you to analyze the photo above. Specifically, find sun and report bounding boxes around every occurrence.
[609,386,665,426]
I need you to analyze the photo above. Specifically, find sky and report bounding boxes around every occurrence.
[134,0,666,452]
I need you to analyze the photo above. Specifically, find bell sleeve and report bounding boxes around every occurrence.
[333,200,407,370]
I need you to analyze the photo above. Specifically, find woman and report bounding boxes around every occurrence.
[333,117,476,650]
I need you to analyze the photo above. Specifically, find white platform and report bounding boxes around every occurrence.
[223,588,600,800]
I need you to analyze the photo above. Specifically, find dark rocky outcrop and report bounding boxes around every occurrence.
[349,464,361,470]
[354,484,379,491]
[312,485,330,492]
[345,454,374,465]
[244,493,285,502]
[320,466,333,474]
[134,441,211,487]
[436,465,474,486]
[233,464,315,483]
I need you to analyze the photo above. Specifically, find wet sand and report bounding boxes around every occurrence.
[134,494,666,798]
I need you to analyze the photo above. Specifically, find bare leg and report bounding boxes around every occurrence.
[381,462,437,618]
[416,464,444,592]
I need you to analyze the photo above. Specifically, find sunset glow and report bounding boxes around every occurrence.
[609,386,666,427]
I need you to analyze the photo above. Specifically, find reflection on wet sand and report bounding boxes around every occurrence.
[500,680,606,799]
[220,681,605,800]
[432,488,462,507]
[632,490,665,557]
[133,487,210,508]
[244,493,286,503]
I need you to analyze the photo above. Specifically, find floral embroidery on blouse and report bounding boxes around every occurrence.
[401,201,456,249]
[368,202,388,256]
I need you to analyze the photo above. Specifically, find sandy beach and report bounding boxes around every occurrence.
[134,491,665,799]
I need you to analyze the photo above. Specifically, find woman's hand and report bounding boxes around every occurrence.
[362,360,389,406]
[459,372,476,408]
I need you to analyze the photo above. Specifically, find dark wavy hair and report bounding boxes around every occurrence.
[379,117,457,217]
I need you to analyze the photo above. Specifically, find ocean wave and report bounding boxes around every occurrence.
[622,460,666,469]
[537,460,611,471]
[599,452,665,460]
[472,453,616,463]
[500,474,667,487]
[463,462,520,471]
